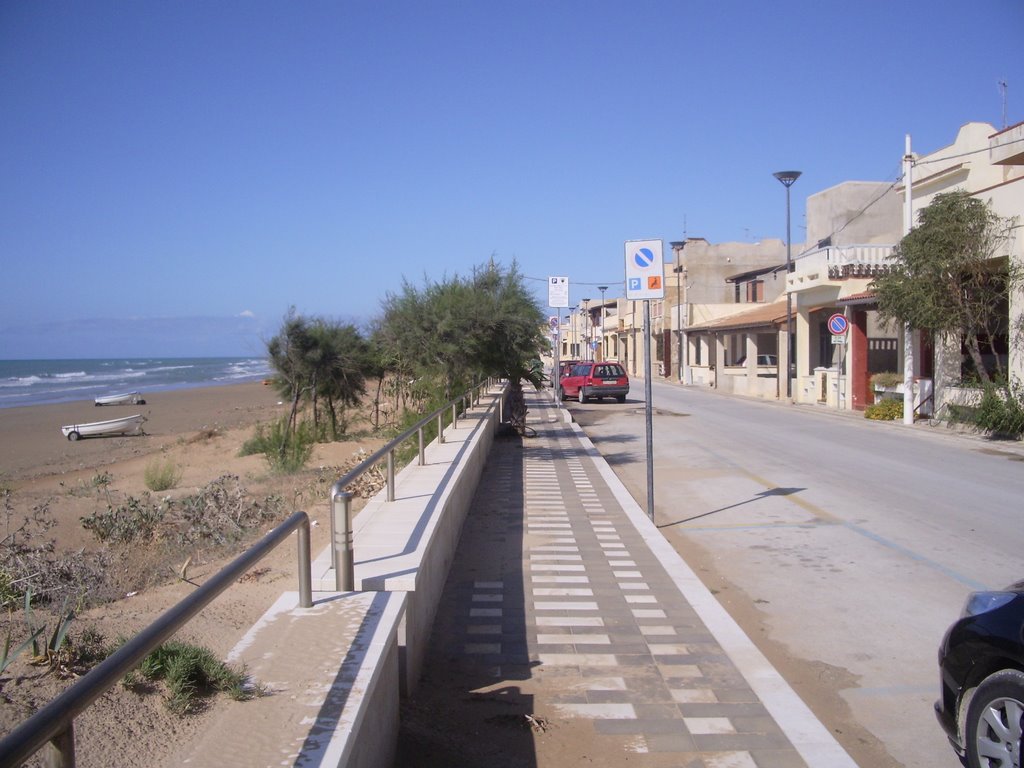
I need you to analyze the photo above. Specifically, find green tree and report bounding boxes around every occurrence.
[266,310,372,445]
[266,308,316,440]
[377,259,546,407]
[871,191,1019,384]
[311,320,371,439]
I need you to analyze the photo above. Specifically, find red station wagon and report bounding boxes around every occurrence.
[559,362,629,403]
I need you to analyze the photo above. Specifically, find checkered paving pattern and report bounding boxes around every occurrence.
[413,391,809,767]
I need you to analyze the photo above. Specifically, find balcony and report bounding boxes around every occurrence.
[789,244,895,293]
[990,123,1024,166]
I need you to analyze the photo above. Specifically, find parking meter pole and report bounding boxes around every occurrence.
[643,300,655,521]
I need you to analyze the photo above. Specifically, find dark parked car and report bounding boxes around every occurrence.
[559,362,629,403]
[734,354,778,366]
[935,580,1024,768]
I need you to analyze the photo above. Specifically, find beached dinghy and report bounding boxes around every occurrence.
[94,391,146,406]
[61,414,147,441]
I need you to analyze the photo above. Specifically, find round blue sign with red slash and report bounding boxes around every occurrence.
[828,313,849,335]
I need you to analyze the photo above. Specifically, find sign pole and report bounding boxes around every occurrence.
[548,277,569,395]
[642,299,655,520]
[624,240,664,523]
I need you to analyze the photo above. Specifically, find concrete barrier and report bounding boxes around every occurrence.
[313,385,502,695]
[171,590,406,768]
[176,385,502,768]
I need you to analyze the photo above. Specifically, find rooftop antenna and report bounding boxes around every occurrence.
[999,79,1008,129]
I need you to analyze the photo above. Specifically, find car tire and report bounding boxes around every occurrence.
[578,388,586,404]
[616,395,626,403]
[558,387,566,402]
[965,668,1024,768]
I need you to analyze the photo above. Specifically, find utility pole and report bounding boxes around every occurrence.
[903,135,915,425]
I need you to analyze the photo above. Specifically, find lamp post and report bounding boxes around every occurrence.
[597,286,608,361]
[670,241,687,384]
[582,298,590,361]
[773,170,801,399]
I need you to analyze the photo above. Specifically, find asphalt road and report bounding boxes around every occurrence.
[563,378,1024,768]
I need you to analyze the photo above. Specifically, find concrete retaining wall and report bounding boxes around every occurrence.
[313,385,502,695]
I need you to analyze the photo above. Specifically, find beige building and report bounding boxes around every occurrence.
[560,121,1023,416]
[897,122,1024,414]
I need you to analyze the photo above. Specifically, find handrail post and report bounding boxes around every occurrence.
[437,412,445,444]
[418,426,425,466]
[498,392,503,422]
[44,722,73,768]
[386,451,395,502]
[452,403,458,429]
[332,489,354,592]
[297,515,312,608]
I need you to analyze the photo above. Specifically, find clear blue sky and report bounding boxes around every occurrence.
[2,1,1022,358]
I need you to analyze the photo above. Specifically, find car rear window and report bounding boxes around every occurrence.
[595,365,624,378]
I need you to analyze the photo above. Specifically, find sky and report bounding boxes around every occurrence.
[2,1,1022,359]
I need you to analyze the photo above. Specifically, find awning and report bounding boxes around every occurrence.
[836,290,877,307]
[687,300,792,333]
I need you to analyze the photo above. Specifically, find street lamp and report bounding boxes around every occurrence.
[597,286,608,361]
[670,241,687,384]
[585,299,593,362]
[773,170,801,399]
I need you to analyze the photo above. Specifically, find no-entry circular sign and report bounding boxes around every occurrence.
[828,313,849,335]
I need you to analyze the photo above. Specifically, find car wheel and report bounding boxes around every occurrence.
[965,669,1024,768]
[558,387,566,402]
[616,395,626,403]
[578,388,586,404]
[68,431,80,442]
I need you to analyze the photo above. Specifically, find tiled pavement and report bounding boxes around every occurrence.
[401,390,856,767]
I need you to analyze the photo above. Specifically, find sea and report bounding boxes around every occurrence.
[0,357,272,409]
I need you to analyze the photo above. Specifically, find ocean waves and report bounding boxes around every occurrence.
[0,357,271,408]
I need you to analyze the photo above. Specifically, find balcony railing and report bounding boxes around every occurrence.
[792,244,895,285]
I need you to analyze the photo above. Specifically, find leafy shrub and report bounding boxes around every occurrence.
[240,417,314,473]
[870,371,903,388]
[82,476,283,550]
[81,493,168,544]
[144,458,183,491]
[971,385,1024,438]
[865,399,904,420]
[3,499,116,609]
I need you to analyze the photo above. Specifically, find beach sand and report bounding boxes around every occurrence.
[0,381,288,484]
[0,381,386,766]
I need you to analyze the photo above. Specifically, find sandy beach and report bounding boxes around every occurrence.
[0,381,288,484]
[0,381,387,766]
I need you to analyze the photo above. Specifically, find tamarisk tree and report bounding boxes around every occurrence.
[871,191,1019,384]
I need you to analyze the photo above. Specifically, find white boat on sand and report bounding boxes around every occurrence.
[61,414,147,441]
[94,391,146,406]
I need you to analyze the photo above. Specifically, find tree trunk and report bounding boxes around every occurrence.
[965,334,991,384]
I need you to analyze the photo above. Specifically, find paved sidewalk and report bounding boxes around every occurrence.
[397,389,856,767]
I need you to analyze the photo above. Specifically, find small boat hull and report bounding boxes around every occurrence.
[95,391,146,406]
[61,414,147,441]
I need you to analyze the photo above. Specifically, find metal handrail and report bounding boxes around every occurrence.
[0,379,502,767]
[332,378,492,494]
[328,378,501,590]
[0,511,312,768]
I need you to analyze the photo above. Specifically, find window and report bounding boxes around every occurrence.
[746,280,764,303]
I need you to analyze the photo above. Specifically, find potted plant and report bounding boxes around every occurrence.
[871,371,904,397]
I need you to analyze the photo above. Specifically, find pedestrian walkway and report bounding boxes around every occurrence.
[396,389,856,767]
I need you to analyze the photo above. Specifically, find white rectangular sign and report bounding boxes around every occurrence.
[548,276,569,308]
[624,240,665,300]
